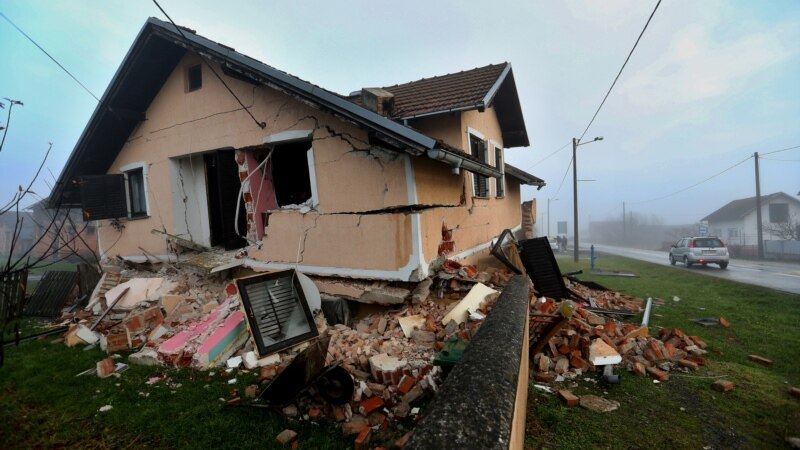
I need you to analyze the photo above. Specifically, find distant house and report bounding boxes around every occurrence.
[51,18,544,286]
[0,211,34,260]
[701,192,800,245]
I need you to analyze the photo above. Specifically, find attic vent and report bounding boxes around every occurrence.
[236,270,318,356]
[361,87,395,117]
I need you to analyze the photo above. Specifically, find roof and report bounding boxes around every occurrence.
[52,18,540,205]
[505,163,545,188]
[347,63,529,147]
[702,192,800,222]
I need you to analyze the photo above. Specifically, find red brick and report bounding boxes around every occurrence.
[534,372,555,383]
[689,336,707,349]
[275,429,297,446]
[749,354,773,366]
[570,355,589,371]
[719,317,730,328]
[124,315,144,333]
[333,406,346,422]
[790,387,800,399]
[397,375,414,395]
[225,282,237,296]
[360,396,385,416]
[354,426,372,450]
[96,357,115,378]
[394,431,413,449]
[633,362,647,376]
[678,359,698,370]
[308,407,321,420]
[603,320,617,336]
[686,355,708,366]
[557,389,579,407]
[711,379,734,392]
[342,417,368,436]
[647,341,665,360]
[646,366,669,381]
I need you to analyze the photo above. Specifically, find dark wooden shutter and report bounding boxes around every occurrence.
[214,149,247,250]
[79,174,127,221]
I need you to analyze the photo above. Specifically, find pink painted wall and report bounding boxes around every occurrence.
[244,151,277,240]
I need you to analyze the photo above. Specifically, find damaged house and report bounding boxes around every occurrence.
[51,18,545,297]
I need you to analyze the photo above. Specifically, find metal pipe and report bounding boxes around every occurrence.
[641,297,653,327]
[426,148,502,179]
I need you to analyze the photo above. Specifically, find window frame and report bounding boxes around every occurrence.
[120,162,150,219]
[468,128,489,199]
[768,203,789,223]
[491,141,505,199]
[185,64,202,92]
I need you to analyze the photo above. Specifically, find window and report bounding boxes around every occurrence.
[126,167,147,218]
[769,203,789,223]
[186,64,202,92]
[469,133,488,198]
[494,146,505,198]
[271,140,313,207]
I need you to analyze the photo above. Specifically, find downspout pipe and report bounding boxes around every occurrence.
[426,148,502,179]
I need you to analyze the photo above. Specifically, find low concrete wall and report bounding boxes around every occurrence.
[406,275,530,450]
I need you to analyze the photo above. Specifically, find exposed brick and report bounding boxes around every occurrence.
[749,354,773,366]
[96,357,115,378]
[534,372,555,383]
[394,431,413,449]
[308,407,321,420]
[275,429,297,446]
[633,362,647,376]
[686,355,708,366]
[712,380,734,392]
[719,317,730,328]
[689,336,708,349]
[333,406,346,422]
[397,375,414,395]
[646,366,669,381]
[124,315,144,333]
[354,426,372,450]
[558,389,579,407]
[342,417,369,436]
[360,396,385,416]
[603,320,617,336]
[570,355,589,371]
[678,359,698,370]
[537,354,551,373]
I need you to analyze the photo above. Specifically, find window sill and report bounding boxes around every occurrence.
[127,214,150,221]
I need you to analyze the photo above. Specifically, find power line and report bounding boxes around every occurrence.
[630,154,752,205]
[151,0,265,129]
[760,157,800,162]
[0,12,100,102]
[760,144,800,156]
[551,156,574,199]
[578,0,662,141]
[526,141,571,171]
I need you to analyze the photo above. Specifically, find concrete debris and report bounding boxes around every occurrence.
[98,405,113,412]
[578,395,619,412]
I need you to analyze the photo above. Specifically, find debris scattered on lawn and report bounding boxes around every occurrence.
[691,318,721,327]
[711,380,734,392]
[749,354,773,366]
[275,429,298,446]
[98,405,113,412]
[578,395,619,412]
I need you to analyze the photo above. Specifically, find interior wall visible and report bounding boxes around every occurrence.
[169,155,212,247]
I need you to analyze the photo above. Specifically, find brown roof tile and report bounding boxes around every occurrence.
[349,63,508,119]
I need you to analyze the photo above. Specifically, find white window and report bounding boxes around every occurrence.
[120,162,149,218]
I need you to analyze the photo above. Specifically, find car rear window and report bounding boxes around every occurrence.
[693,238,723,248]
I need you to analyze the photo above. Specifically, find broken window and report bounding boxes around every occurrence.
[271,140,313,207]
[236,270,318,356]
[186,64,202,92]
[494,146,505,198]
[469,134,488,198]
[769,203,789,223]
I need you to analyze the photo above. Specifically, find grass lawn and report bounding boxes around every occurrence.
[526,253,800,450]
[0,324,351,449]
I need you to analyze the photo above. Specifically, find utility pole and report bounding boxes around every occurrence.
[572,138,579,262]
[754,151,764,259]
[622,201,626,245]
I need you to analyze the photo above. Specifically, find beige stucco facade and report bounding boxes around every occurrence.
[97,51,528,281]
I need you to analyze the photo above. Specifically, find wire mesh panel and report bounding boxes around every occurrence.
[236,269,318,356]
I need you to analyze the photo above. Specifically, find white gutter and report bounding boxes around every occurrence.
[426,148,503,179]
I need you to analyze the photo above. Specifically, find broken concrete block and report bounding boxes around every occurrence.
[161,294,184,315]
[129,348,162,366]
[147,324,169,342]
[441,283,497,326]
[75,325,100,345]
[193,311,248,369]
[107,278,176,310]
[398,315,426,338]
[411,278,433,304]
[589,338,622,366]
[226,355,243,369]
[242,351,258,369]
[257,353,281,367]
[275,429,297,446]
[579,395,619,412]
[360,286,410,305]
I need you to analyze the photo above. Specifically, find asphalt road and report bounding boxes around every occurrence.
[584,244,800,296]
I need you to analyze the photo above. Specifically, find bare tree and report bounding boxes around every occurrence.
[1,98,101,366]
[762,213,800,241]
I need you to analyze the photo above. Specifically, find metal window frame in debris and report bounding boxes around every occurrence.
[236,269,318,357]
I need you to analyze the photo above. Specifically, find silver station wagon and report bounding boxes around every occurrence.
[669,237,730,269]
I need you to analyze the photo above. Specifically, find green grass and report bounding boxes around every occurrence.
[0,334,350,449]
[526,254,800,450]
